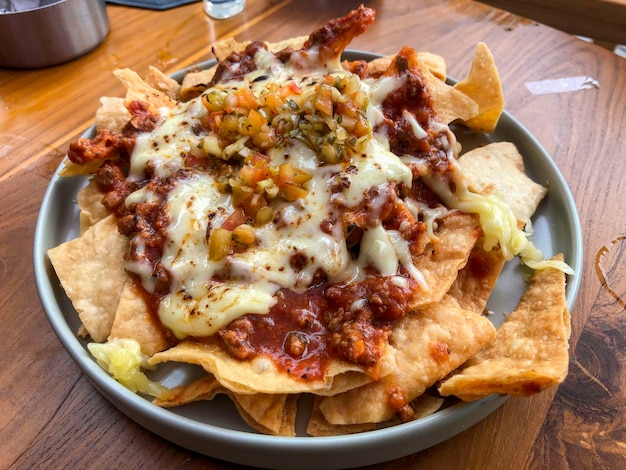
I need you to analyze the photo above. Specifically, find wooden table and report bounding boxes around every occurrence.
[479,0,626,46]
[1,0,624,468]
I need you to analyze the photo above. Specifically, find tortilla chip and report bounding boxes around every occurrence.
[144,66,182,100]
[154,374,297,436]
[421,60,479,125]
[379,392,445,429]
[180,66,218,101]
[408,212,482,310]
[363,55,393,76]
[155,374,223,406]
[76,179,109,234]
[149,339,396,396]
[448,241,505,313]
[231,392,298,436]
[95,96,132,133]
[47,214,129,342]
[417,51,447,81]
[366,51,446,80]
[307,396,376,436]
[267,35,309,54]
[410,392,445,419]
[212,35,309,62]
[458,142,547,227]
[380,46,477,125]
[318,295,496,425]
[438,255,570,400]
[454,42,504,133]
[113,68,177,112]
[58,158,104,177]
[109,281,172,356]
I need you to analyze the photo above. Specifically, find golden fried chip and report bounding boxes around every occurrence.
[109,281,172,356]
[155,374,223,405]
[380,392,445,429]
[231,392,298,436]
[76,179,109,234]
[363,55,392,76]
[380,46,477,124]
[408,212,482,310]
[409,392,445,419]
[438,255,570,400]
[47,215,129,342]
[212,35,309,62]
[267,35,309,54]
[458,142,547,227]
[419,59,478,124]
[149,339,396,396]
[113,68,177,111]
[95,96,132,133]
[144,66,182,100]
[155,374,297,436]
[180,66,218,101]
[447,241,505,313]
[417,51,447,81]
[307,396,376,436]
[366,51,446,80]
[318,296,496,425]
[454,42,504,133]
[58,158,104,177]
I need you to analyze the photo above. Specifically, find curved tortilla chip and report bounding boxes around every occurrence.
[408,212,482,309]
[307,396,376,436]
[109,281,172,356]
[380,46,478,125]
[454,42,504,133]
[232,392,298,436]
[148,339,396,396]
[365,51,446,81]
[47,214,129,342]
[448,241,505,313]
[113,68,177,112]
[95,96,132,133]
[458,142,547,227]
[144,65,182,100]
[318,295,496,425]
[438,255,570,400]
[154,375,298,436]
[77,179,109,234]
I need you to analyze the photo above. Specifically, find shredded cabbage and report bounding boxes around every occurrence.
[423,166,574,274]
[88,339,168,397]
[458,191,574,274]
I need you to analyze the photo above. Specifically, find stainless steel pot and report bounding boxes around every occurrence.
[0,0,109,69]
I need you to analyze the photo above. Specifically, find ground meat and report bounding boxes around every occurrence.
[378,48,452,175]
[210,42,267,85]
[218,318,256,360]
[67,130,133,165]
[123,100,161,136]
[67,100,158,166]
[341,59,368,78]
[284,331,309,357]
[300,5,375,66]
[330,318,380,366]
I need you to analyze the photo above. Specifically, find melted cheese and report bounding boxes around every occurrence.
[124,49,454,339]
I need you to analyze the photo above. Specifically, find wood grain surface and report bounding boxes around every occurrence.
[1,0,625,468]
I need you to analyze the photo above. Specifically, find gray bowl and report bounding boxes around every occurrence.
[0,0,109,68]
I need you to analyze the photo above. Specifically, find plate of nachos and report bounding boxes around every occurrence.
[34,6,582,469]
